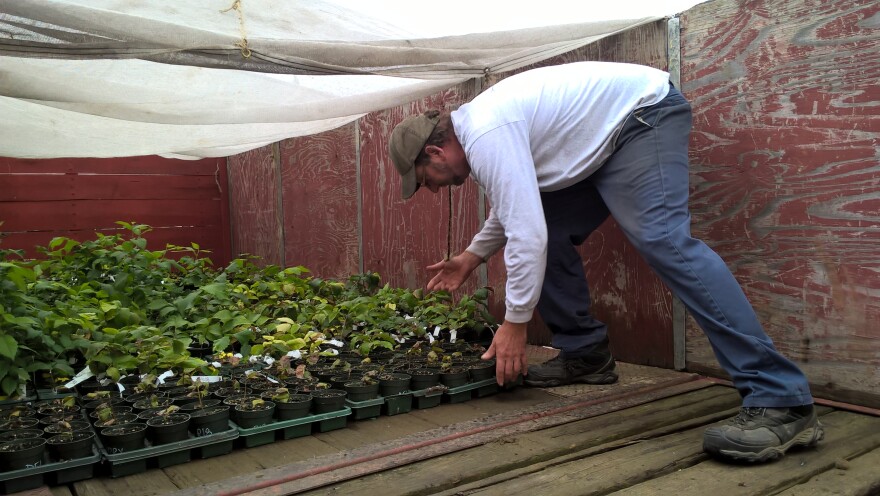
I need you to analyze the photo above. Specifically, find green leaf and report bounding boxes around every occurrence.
[173,338,189,355]
[233,328,254,347]
[213,336,231,353]
[1,376,19,396]
[0,335,18,360]
[201,283,228,298]
[148,299,171,311]
[100,301,119,313]
[105,367,121,382]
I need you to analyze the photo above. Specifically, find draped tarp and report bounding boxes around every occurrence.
[0,0,699,159]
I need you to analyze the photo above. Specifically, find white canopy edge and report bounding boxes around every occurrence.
[0,1,695,159]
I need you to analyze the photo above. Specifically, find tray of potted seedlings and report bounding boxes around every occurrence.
[343,373,383,420]
[232,388,351,448]
[378,372,413,417]
[406,367,446,410]
[90,397,239,478]
[0,398,101,493]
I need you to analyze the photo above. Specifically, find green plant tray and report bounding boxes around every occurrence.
[0,394,37,407]
[411,387,446,410]
[36,388,78,401]
[382,393,413,416]
[444,378,499,404]
[234,408,351,448]
[345,397,384,420]
[0,445,101,493]
[95,422,239,478]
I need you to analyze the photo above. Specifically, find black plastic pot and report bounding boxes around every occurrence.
[408,368,440,390]
[214,386,253,399]
[439,367,470,388]
[43,420,91,436]
[46,431,95,461]
[89,405,133,420]
[0,429,44,442]
[136,407,166,421]
[0,437,47,470]
[0,417,40,432]
[328,375,352,390]
[378,373,412,396]
[93,413,140,431]
[188,405,230,437]
[117,375,142,391]
[36,403,81,417]
[233,401,275,429]
[76,378,115,396]
[132,396,174,412]
[187,341,213,358]
[123,391,165,405]
[146,413,191,445]
[100,422,147,454]
[180,399,221,412]
[272,394,313,420]
[283,377,319,391]
[0,405,35,422]
[344,382,379,402]
[467,360,496,381]
[311,389,347,413]
[83,396,125,414]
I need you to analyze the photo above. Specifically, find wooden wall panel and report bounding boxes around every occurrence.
[359,83,482,292]
[681,0,880,405]
[0,156,231,266]
[279,124,360,280]
[484,20,675,367]
[227,145,283,266]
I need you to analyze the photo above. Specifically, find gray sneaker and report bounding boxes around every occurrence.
[703,405,824,463]
[523,340,617,387]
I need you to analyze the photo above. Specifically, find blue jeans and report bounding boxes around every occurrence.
[537,86,813,407]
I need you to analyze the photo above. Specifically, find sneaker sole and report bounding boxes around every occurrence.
[704,421,825,463]
[523,369,619,388]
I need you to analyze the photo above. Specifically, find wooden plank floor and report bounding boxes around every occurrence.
[22,359,880,496]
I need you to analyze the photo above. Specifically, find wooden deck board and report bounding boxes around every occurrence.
[73,470,180,496]
[775,445,880,496]
[614,410,880,496]
[300,386,742,496]
[161,449,275,487]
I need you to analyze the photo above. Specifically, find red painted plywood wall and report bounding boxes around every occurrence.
[227,146,283,267]
[281,124,360,280]
[681,0,880,406]
[0,156,231,267]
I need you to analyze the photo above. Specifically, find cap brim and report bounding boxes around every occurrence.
[401,165,419,199]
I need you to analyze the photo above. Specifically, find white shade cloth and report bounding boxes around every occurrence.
[0,0,700,158]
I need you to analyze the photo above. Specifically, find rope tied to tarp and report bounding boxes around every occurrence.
[220,0,252,58]
[446,186,453,261]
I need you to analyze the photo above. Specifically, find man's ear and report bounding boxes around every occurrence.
[424,144,444,158]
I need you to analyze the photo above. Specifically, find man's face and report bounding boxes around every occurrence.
[415,144,469,193]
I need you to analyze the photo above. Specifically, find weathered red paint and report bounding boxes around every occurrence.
[682,0,880,405]
[227,145,283,266]
[0,155,231,265]
[280,124,360,280]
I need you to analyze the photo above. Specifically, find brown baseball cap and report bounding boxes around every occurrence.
[389,112,441,199]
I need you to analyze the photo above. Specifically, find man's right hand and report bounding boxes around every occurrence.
[426,251,483,292]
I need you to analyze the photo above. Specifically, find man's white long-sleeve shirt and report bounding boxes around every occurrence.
[451,61,670,323]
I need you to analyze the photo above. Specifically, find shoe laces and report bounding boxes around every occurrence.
[731,407,766,425]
